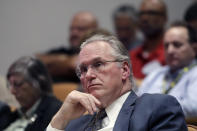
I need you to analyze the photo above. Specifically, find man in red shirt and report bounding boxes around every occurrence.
[130,0,167,79]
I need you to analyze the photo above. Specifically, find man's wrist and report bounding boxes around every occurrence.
[50,111,70,130]
[47,123,64,131]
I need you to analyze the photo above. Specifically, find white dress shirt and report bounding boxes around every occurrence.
[137,62,197,118]
[4,99,41,131]
[47,91,130,131]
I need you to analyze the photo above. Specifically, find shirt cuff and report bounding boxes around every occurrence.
[46,124,64,131]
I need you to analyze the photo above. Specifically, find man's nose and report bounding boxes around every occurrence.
[85,67,96,80]
[167,44,175,54]
[9,86,17,95]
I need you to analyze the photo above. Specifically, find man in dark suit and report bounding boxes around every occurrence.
[47,35,187,131]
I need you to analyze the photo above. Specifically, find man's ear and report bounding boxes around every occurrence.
[121,61,130,80]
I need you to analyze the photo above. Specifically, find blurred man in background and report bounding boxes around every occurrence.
[130,0,167,80]
[37,11,98,83]
[112,4,143,51]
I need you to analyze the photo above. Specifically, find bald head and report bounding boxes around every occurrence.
[73,12,98,27]
[140,0,167,17]
[69,11,98,49]
[139,0,167,38]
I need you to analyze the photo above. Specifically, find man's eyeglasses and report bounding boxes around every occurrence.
[139,10,165,16]
[7,80,26,89]
[76,59,122,78]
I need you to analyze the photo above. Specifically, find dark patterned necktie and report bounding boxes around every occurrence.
[85,109,107,131]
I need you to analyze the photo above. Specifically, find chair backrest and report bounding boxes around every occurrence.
[53,82,78,101]
[186,117,197,126]
[188,125,197,131]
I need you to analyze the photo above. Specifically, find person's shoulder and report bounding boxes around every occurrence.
[130,45,143,56]
[131,94,187,130]
[146,65,168,77]
[136,93,181,110]
[135,93,184,120]
[33,95,62,128]
[0,102,10,114]
[41,95,62,108]
[188,64,197,74]
[140,93,178,103]
[137,66,168,90]
[36,95,62,116]
[181,61,197,80]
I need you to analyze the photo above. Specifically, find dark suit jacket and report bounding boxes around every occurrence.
[0,101,11,129]
[0,95,62,131]
[65,91,187,131]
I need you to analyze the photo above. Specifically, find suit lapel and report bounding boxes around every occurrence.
[113,91,137,131]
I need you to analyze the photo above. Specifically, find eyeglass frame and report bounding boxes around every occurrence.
[139,10,165,17]
[75,59,124,78]
[7,79,26,89]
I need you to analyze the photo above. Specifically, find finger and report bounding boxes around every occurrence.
[66,91,93,114]
[89,94,102,108]
[79,95,94,115]
[87,95,98,114]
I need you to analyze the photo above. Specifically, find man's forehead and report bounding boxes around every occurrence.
[140,0,166,13]
[9,74,24,81]
[79,41,113,62]
[164,27,188,42]
[80,41,111,53]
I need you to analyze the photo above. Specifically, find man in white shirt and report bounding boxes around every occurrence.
[47,34,187,131]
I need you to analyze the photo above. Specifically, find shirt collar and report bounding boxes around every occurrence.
[167,59,197,79]
[18,99,41,119]
[105,91,130,123]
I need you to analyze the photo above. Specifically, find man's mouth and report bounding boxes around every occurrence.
[87,84,101,90]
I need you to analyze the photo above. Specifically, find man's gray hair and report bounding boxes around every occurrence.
[7,56,52,95]
[80,34,134,84]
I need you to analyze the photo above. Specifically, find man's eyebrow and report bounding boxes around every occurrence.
[81,57,103,64]
[78,57,103,67]
[91,57,102,62]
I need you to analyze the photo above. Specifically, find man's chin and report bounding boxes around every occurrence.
[169,64,180,72]
[89,90,101,99]
[89,90,98,96]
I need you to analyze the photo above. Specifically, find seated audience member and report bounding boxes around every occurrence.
[184,2,197,32]
[0,75,19,108]
[137,22,197,118]
[112,4,143,51]
[130,0,167,79]
[0,56,62,131]
[37,11,98,83]
[184,2,197,57]
[47,34,187,131]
